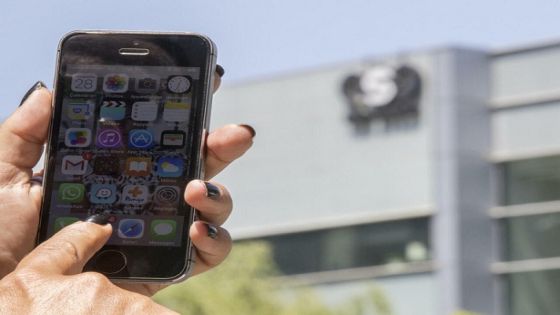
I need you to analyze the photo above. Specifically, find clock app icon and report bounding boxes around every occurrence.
[167,75,191,94]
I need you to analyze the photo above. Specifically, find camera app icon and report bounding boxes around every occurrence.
[135,76,159,93]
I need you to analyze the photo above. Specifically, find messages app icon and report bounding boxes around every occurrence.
[150,219,177,241]
[53,217,79,233]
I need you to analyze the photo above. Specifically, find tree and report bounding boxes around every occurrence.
[154,242,392,315]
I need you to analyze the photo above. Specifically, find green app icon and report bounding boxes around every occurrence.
[53,217,80,233]
[150,219,177,241]
[58,183,85,203]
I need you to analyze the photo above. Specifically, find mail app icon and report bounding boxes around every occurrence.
[61,155,88,175]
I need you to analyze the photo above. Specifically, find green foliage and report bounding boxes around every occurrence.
[154,242,392,315]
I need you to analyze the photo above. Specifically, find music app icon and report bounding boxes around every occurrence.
[96,127,123,149]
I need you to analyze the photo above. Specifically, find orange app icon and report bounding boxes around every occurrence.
[125,157,152,177]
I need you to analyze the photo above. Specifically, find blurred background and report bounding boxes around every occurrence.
[3,1,560,314]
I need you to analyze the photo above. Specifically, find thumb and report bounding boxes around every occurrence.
[18,215,112,275]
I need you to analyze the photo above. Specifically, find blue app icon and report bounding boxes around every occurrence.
[128,129,153,149]
[118,219,144,239]
[156,156,184,178]
[89,184,117,204]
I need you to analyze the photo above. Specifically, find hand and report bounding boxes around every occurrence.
[0,70,254,293]
[0,219,177,314]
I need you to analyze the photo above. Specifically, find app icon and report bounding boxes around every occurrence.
[156,156,184,178]
[161,130,186,148]
[71,73,97,92]
[128,129,153,149]
[100,100,126,121]
[118,219,144,239]
[154,186,180,207]
[65,128,91,148]
[131,101,158,121]
[125,157,152,177]
[135,76,159,93]
[150,219,177,241]
[61,155,88,175]
[53,217,80,233]
[58,183,85,203]
[66,100,94,120]
[103,74,129,93]
[89,184,117,204]
[122,185,149,205]
[167,75,191,94]
[163,101,190,122]
[93,156,120,175]
[96,128,123,149]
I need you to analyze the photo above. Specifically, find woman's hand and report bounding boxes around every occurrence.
[0,219,177,314]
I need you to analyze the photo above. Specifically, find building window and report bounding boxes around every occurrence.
[243,218,430,276]
[502,213,560,261]
[507,270,560,315]
[502,155,560,205]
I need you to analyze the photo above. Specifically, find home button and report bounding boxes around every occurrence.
[93,250,127,275]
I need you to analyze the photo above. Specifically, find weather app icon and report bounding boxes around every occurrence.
[128,129,153,149]
[156,156,184,178]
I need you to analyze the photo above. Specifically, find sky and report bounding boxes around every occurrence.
[2,0,560,115]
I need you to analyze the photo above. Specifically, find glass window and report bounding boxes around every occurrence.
[502,155,560,205]
[507,270,560,315]
[503,213,560,261]
[242,218,431,276]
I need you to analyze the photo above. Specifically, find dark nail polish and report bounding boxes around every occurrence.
[215,64,225,77]
[85,213,111,225]
[19,81,47,106]
[239,124,256,138]
[206,223,218,239]
[204,181,220,199]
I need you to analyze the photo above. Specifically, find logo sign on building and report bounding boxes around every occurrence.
[342,64,422,124]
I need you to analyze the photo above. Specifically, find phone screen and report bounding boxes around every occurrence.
[47,65,199,247]
[37,32,215,280]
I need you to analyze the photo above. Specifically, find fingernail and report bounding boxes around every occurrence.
[206,223,218,239]
[85,213,111,225]
[239,124,256,138]
[19,81,47,106]
[215,64,225,77]
[204,181,220,200]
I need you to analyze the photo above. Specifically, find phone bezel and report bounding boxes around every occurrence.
[36,31,217,283]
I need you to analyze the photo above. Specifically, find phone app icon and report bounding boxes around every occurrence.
[135,76,159,93]
[156,156,184,178]
[150,219,177,241]
[122,185,149,205]
[61,155,88,175]
[58,183,85,203]
[53,217,80,233]
[163,101,190,122]
[100,100,126,121]
[96,127,123,149]
[103,74,129,93]
[71,73,97,92]
[125,157,152,177]
[128,129,153,149]
[65,128,91,148]
[66,100,94,120]
[89,184,117,204]
[154,186,180,207]
[93,156,120,175]
[161,130,186,148]
[131,101,158,121]
[118,219,145,239]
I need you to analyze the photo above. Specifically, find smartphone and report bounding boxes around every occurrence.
[36,31,217,282]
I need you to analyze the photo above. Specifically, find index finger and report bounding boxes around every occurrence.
[18,220,112,275]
